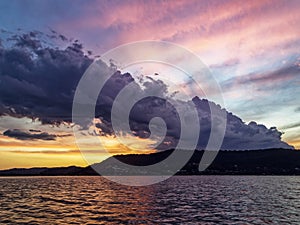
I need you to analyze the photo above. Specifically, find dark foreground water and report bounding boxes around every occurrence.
[0,176,300,224]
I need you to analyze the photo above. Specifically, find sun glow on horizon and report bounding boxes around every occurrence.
[0,116,159,169]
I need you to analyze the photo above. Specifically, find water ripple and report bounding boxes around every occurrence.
[0,176,300,224]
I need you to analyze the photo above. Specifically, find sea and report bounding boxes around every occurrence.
[0,176,300,224]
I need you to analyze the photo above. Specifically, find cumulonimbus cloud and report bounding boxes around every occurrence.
[0,31,294,149]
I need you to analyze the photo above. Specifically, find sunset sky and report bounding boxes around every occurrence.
[0,0,299,169]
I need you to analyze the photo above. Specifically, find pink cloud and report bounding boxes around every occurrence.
[54,0,300,70]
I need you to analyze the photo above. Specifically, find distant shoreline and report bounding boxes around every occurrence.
[1,149,300,176]
[1,174,300,177]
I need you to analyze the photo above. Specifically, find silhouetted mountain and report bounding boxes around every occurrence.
[1,149,300,176]
[0,166,82,176]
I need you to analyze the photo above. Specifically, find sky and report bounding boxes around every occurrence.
[0,0,299,169]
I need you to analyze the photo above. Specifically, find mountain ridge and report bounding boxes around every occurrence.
[1,148,300,176]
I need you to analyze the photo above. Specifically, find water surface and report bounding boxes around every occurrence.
[0,176,300,224]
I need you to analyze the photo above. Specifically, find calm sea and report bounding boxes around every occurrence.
[0,176,300,224]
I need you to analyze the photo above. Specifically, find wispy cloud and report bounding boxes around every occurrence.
[280,122,300,130]
[222,63,300,91]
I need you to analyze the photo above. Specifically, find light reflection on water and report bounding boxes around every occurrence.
[0,176,300,224]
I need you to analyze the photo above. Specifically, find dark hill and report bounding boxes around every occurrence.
[1,149,300,176]
[87,149,300,175]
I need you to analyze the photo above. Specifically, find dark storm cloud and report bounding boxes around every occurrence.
[11,32,42,49]
[3,129,56,141]
[0,32,294,150]
[0,31,93,124]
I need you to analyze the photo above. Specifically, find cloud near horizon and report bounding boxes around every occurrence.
[0,32,294,150]
[3,129,56,141]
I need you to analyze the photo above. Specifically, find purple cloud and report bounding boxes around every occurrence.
[0,32,294,150]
